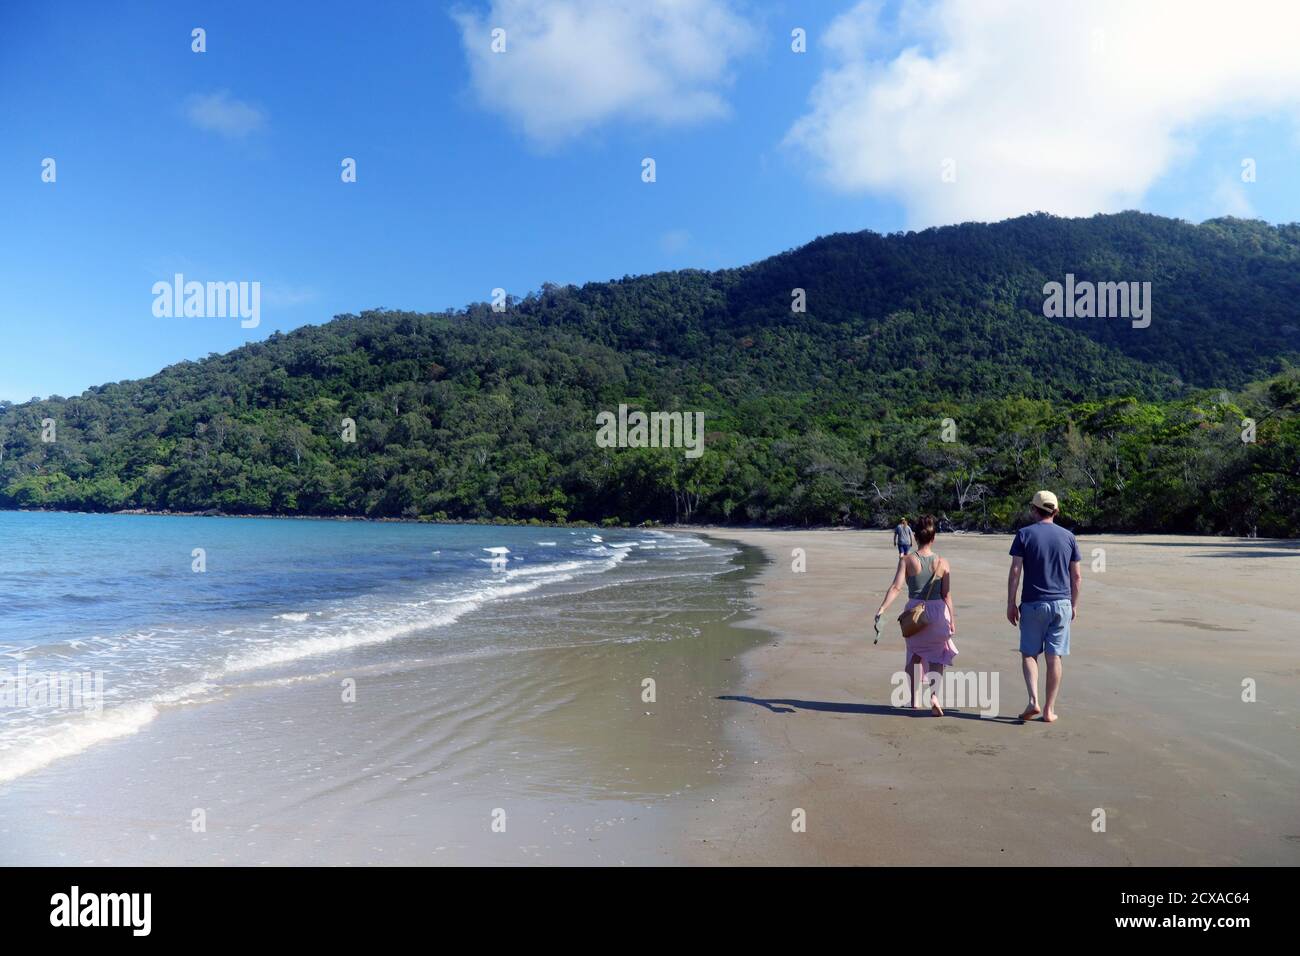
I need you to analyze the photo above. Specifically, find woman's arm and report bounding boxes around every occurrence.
[876,556,909,618]
[940,559,956,635]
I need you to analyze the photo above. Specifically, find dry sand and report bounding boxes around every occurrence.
[684,529,1299,865]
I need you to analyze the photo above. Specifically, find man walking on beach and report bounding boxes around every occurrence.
[893,517,913,556]
[1006,491,1081,722]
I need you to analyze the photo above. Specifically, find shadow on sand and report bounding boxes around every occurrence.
[718,695,1024,725]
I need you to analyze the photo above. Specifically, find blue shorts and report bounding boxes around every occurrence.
[898,544,911,555]
[1019,599,1072,656]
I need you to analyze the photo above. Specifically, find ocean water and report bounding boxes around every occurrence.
[0,512,740,792]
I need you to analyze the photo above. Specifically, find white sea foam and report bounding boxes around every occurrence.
[221,550,628,675]
[152,680,218,704]
[220,607,468,674]
[0,675,226,785]
[0,536,656,786]
[0,701,158,784]
[503,560,587,578]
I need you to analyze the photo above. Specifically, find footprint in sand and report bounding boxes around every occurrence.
[966,745,1003,756]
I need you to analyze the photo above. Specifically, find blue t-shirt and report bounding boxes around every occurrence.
[1010,521,1081,603]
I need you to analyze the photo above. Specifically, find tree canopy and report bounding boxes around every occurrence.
[3,212,1297,535]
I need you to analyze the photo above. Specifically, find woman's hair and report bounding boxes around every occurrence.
[913,514,937,546]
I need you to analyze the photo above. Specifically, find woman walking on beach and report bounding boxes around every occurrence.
[874,514,958,715]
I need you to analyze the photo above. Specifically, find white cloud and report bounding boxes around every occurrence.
[186,91,267,138]
[453,0,755,148]
[1211,179,1255,218]
[786,0,1300,226]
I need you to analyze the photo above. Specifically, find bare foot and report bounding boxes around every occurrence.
[930,695,944,717]
[1018,705,1041,721]
[1042,711,1059,723]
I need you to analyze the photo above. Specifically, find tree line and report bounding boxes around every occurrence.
[3,212,1298,535]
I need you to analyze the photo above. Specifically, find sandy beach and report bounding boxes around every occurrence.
[687,529,1300,866]
[1,520,1295,866]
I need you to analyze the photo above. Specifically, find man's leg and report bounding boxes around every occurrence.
[1020,654,1040,719]
[1018,602,1044,720]
[1043,654,1063,722]
[1042,600,1070,721]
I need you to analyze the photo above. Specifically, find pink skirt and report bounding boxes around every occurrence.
[901,598,958,669]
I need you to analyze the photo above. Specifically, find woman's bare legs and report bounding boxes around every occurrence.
[907,654,923,707]
[928,663,944,716]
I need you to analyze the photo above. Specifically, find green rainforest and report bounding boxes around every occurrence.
[3,212,1298,535]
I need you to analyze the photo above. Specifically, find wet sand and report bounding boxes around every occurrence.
[0,540,769,866]
[686,529,1300,865]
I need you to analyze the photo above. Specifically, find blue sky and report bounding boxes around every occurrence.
[3,0,1300,402]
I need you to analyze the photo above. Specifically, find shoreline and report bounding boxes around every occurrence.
[682,527,1300,865]
[0,507,617,527]
[4,508,1293,541]
[0,524,772,865]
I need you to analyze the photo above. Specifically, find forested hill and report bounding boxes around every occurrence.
[2,212,1298,535]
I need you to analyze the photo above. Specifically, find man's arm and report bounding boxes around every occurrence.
[1007,556,1023,625]
[1069,560,1082,620]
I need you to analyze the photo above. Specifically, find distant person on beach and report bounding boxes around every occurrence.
[893,517,913,555]
[1007,491,1081,723]
[875,514,958,715]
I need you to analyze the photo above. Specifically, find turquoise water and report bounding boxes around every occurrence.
[0,512,735,786]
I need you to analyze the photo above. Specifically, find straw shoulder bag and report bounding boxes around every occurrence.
[898,559,944,638]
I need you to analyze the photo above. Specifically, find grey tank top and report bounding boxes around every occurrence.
[906,553,943,600]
